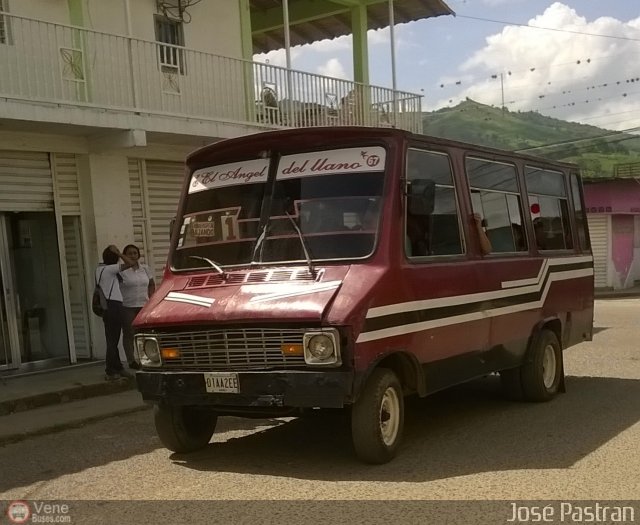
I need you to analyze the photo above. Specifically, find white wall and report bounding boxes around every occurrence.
[9,0,244,60]
[85,0,128,35]
[186,1,242,58]
[8,0,69,24]
[88,154,134,250]
[128,0,243,57]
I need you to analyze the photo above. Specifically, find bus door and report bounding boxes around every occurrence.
[402,147,491,382]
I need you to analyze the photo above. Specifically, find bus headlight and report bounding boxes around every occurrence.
[135,336,161,367]
[303,330,341,366]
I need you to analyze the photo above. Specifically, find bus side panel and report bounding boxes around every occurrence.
[478,256,594,355]
[355,254,593,395]
[354,260,495,392]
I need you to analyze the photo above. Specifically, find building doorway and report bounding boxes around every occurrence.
[0,212,70,371]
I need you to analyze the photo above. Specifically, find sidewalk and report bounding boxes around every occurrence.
[594,284,640,299]
[0,362,149,446]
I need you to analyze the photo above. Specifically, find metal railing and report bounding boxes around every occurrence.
[614,162,640,178]
[0,12,423,133]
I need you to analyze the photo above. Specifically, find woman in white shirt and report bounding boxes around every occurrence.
[119,244,156,370]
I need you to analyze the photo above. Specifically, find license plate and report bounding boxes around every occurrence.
[203,372,239,393]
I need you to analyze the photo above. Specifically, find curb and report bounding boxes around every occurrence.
[595,292,640,300]
[0,403,151,447]
[0,378,136,416]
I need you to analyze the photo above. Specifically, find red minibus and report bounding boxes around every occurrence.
[134,127,594,464]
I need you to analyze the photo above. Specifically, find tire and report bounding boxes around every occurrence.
[500,329,563,402]
[351,368,404,464]
[154,404,218,453]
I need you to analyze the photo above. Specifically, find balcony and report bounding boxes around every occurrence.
[0,12,423,135]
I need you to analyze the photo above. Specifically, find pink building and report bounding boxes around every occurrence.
[584,179,640,289]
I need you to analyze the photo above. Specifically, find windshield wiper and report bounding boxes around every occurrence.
[251,220,269,265]
[285,211,316,277]
[188,256,227,280]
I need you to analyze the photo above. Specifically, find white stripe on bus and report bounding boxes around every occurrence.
[357,267,593,343]
[365,256,592,319]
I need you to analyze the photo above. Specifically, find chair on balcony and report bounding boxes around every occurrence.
[257,83,281,125]
[325,93,339,125]
[339,87,366,125]
[375,103,393,127]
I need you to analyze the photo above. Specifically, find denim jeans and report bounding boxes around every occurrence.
[103,299,124,375]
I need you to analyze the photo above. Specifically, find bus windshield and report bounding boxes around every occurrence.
[172,146,386,270]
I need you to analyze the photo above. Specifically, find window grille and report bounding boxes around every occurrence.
[154,14,185,75]
[0,0,10,45]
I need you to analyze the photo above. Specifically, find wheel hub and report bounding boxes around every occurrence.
[379,387,400,446]
[542,343,557,389]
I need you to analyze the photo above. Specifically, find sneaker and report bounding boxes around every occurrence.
[129,361,141,370]
[105,372,121,381]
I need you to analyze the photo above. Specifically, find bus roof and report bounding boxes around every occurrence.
[187,127,579,172]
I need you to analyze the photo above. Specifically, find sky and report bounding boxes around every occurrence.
[254,1,640,132]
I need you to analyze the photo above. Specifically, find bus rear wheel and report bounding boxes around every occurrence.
[154,404,218,453]
[501,329,563,402]
[351,368,404,464]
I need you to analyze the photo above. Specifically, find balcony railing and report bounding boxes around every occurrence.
[0,12,423,133]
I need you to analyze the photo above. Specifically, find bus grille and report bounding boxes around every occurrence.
[155,328,307,370]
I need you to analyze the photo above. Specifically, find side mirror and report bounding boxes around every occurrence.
[169,217,176,237]
[407,178,435,215]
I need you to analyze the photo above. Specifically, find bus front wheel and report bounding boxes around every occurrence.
[154,404,218,453]
[501,329,563,402]
[351,368,404,464]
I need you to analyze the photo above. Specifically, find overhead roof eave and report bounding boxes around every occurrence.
[251,0,455,54]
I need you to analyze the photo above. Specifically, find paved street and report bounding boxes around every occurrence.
[1,299,638,523]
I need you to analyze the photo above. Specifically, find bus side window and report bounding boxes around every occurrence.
[526,167,573,251]
[405,149,464,257]
[571,173,590,250]
[466,158,527,253]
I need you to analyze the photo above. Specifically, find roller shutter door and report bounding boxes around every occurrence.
[144,160,185,281]
[128,159,149,263]
[52,153,81,215]
[52,153,90,359]
[587,214,609,288]
[0,151,53,211]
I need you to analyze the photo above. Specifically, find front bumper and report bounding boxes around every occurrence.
[137,369,353,412]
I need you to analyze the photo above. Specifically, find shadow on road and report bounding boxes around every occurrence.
[172,375,640,482]
[0,411,161,494]
[0,410,289,495]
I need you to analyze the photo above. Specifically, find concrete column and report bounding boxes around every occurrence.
[88,154,134,251]
[351,4,369,85]
[81,153,134,361]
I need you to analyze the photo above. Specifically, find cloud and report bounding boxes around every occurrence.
[480,0,526,6]
[317,58,349,80]
[369,27,390,46]
[432,3,640,130]
[306,35,352,53]
[253,48,303,68]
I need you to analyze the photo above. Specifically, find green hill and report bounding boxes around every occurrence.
[422,99,640,178]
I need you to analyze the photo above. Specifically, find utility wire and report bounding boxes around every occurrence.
[436,55,606,90]
[514,126,640,153]
[435,72,640,109]
[456,14,640,42]
[428,85,640,123]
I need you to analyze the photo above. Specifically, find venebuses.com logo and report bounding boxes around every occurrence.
[6,501,31,524]
[5,500,72,523]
